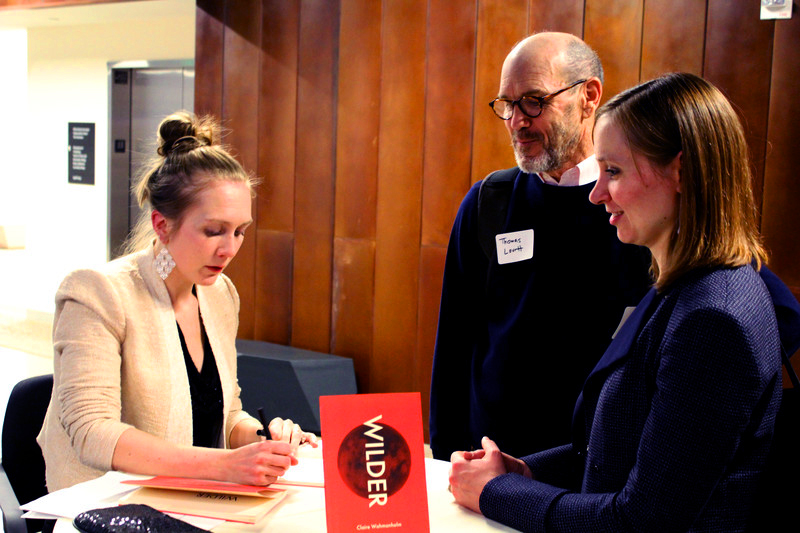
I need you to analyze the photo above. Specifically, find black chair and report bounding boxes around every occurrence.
[0,374,53,533]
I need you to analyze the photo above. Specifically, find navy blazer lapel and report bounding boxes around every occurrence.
[572,288,659,430]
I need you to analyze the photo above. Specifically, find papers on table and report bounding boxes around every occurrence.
[22,472,224,530]
[120,485,286,524]
[20,456,325,531]
[21,471,143,520]
[275,457,324,487]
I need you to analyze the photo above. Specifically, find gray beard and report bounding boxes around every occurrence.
[513,106,582,175]
[515,146,559,175]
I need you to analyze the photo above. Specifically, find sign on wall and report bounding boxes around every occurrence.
[68,122,95,185]
[760,0,792,20]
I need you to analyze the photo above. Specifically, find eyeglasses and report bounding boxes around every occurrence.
[489,79,588,120]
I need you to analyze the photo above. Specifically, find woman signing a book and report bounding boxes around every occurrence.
[38,111,317,492]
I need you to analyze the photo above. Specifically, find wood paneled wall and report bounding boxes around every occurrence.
[195,0,800,434]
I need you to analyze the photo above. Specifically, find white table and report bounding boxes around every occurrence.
[52,458,518,532]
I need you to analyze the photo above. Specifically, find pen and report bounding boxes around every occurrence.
[256,407,271,439]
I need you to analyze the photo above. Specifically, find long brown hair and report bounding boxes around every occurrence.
[124,111,255,254]
[597,72,766,289]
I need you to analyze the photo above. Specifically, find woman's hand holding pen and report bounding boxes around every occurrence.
[221,440,298,485]
[220,408,318,486]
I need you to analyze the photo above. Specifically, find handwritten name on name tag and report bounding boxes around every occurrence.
[495,229,534,265]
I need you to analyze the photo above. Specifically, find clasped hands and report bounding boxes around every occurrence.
[449,436,532,513]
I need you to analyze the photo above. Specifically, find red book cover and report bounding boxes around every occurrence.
[320,392,430,533]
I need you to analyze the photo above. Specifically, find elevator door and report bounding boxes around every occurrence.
[108,61,194,259]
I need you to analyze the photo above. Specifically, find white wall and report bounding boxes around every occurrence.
[0,30,28,228]
[5,15,194,315]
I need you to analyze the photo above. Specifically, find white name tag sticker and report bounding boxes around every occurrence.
[495,229,534,265]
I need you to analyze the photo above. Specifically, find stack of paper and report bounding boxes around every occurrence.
[120,477,287,524]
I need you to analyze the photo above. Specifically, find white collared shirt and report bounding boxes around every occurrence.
[538,154,599,187]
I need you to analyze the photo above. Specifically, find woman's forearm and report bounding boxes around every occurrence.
[110,426,296,485]
[111,427,228,480]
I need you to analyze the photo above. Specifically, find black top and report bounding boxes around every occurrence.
[177,313,223,448]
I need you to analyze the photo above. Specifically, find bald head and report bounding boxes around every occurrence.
[504,32,604,89]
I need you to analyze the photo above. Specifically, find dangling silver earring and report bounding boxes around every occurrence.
[154,247,176,280]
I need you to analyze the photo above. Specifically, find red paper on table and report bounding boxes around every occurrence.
[121,476,285,497]
[320,392,430,533]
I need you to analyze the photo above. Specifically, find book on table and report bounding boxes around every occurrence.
[119,476,287,524]
[319,392,430,533]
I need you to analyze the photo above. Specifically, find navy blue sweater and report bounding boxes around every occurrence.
[430,168,652,459]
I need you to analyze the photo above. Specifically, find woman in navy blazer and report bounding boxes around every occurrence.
[449,73,784,532]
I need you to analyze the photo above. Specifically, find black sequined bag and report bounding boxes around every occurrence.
[73,504,205,533]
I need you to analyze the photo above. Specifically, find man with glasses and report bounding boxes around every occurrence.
[429,32,651,459]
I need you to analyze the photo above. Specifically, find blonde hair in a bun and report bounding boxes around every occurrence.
[124,111,256,254]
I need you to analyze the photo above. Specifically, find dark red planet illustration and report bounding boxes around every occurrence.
[337,418,411,502]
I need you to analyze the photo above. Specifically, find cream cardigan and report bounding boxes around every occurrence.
[37,246,255,491]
